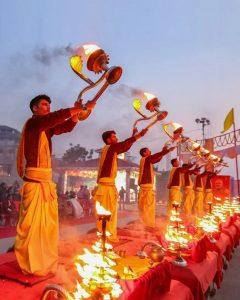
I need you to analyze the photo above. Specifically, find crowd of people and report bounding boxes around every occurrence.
[0,181,98,227]
[0,180,128,227]
[0,181,20,226]
[58,185,96,220]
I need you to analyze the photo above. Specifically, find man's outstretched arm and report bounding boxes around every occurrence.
[113,129,148,154]
[148,146,175,164]
[36,100,96,131]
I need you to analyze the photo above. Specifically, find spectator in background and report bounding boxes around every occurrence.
[77,185,85,206]
[0,183,8,215]
[89,186,97,216]
[77,186,88,217]
[68,191,82,218]
[119,186,126,210]
[0,182,7,225]
[84,186,92,216]
[13,181,21,200]
[84,186,90,202]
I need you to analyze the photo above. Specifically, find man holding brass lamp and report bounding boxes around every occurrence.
[204,170,218,208]
[138,146,174,229]
[193,168,206,216]
[167,159,192,215]
[181,163,199,216]
[15,94,96,276]
[94,128,148,242]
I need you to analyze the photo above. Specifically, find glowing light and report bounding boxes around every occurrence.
[70,55,83,74]
[192,142,201,151]
[83,44,100,56]
[165,206,192,252]
[201,148,210,157]
[144,92,156,101]
[71,194,122,299]
[212,204,227,222]
[132,98,142,111]
[95,201,111,216]
[73,281,90,299]
[197,215,219,234]
[74,247,122,299]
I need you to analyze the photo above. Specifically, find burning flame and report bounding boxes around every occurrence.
[70,55,83,74]
[73,281,90,299]
[144,92,156,101]
[83,44,100,56]
[96,201,111,216]
[132,98,142,111]
[197,215,219,233]
[97,231,111,237]
[71,195,122,300]
[165,207,192,251]
[201,148,210,156]
[92,241,113,253]
[192,142,201,151]
[170,122,183,132]
[76,248,116,268]
[232,201,240,213]
[74,247,122,299]
[212,204,228,222]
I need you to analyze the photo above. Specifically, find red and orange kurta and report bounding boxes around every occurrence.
[182,170,195,215]
[204,172,216,208]
[167,167,182,215]
[138,151,165,228]
[94,137,136,241]
[193,173,205,216]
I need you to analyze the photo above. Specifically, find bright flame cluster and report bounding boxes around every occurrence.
[96,201,111,216]
[72,202,122,299]
[197,197,240,237]
[73,241,122,300]
[143,92,156,101]
[231,198,240,214]
[196,214,219,234]
[165,208,193,252]
[83,44,100,57]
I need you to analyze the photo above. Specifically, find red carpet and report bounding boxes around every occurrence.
[0,260,53,286]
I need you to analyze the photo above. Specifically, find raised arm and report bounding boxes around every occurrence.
[147,146,174,164]
[111,136,137,154]
[35,100,96,131]
[112,129,148,154]
[49,118,78,136]
[179,163,195,174]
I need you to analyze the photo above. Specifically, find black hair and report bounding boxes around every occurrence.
[29,94,51,112]
[102,130,116,144]
[171,158,178,166]
[139,147,148,157]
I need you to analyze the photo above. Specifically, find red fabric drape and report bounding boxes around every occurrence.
[124,261,171,300]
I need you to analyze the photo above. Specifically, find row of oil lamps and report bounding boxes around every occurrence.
[42,197,240,299]
[165,196,240,267]
[73,197,240,299]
